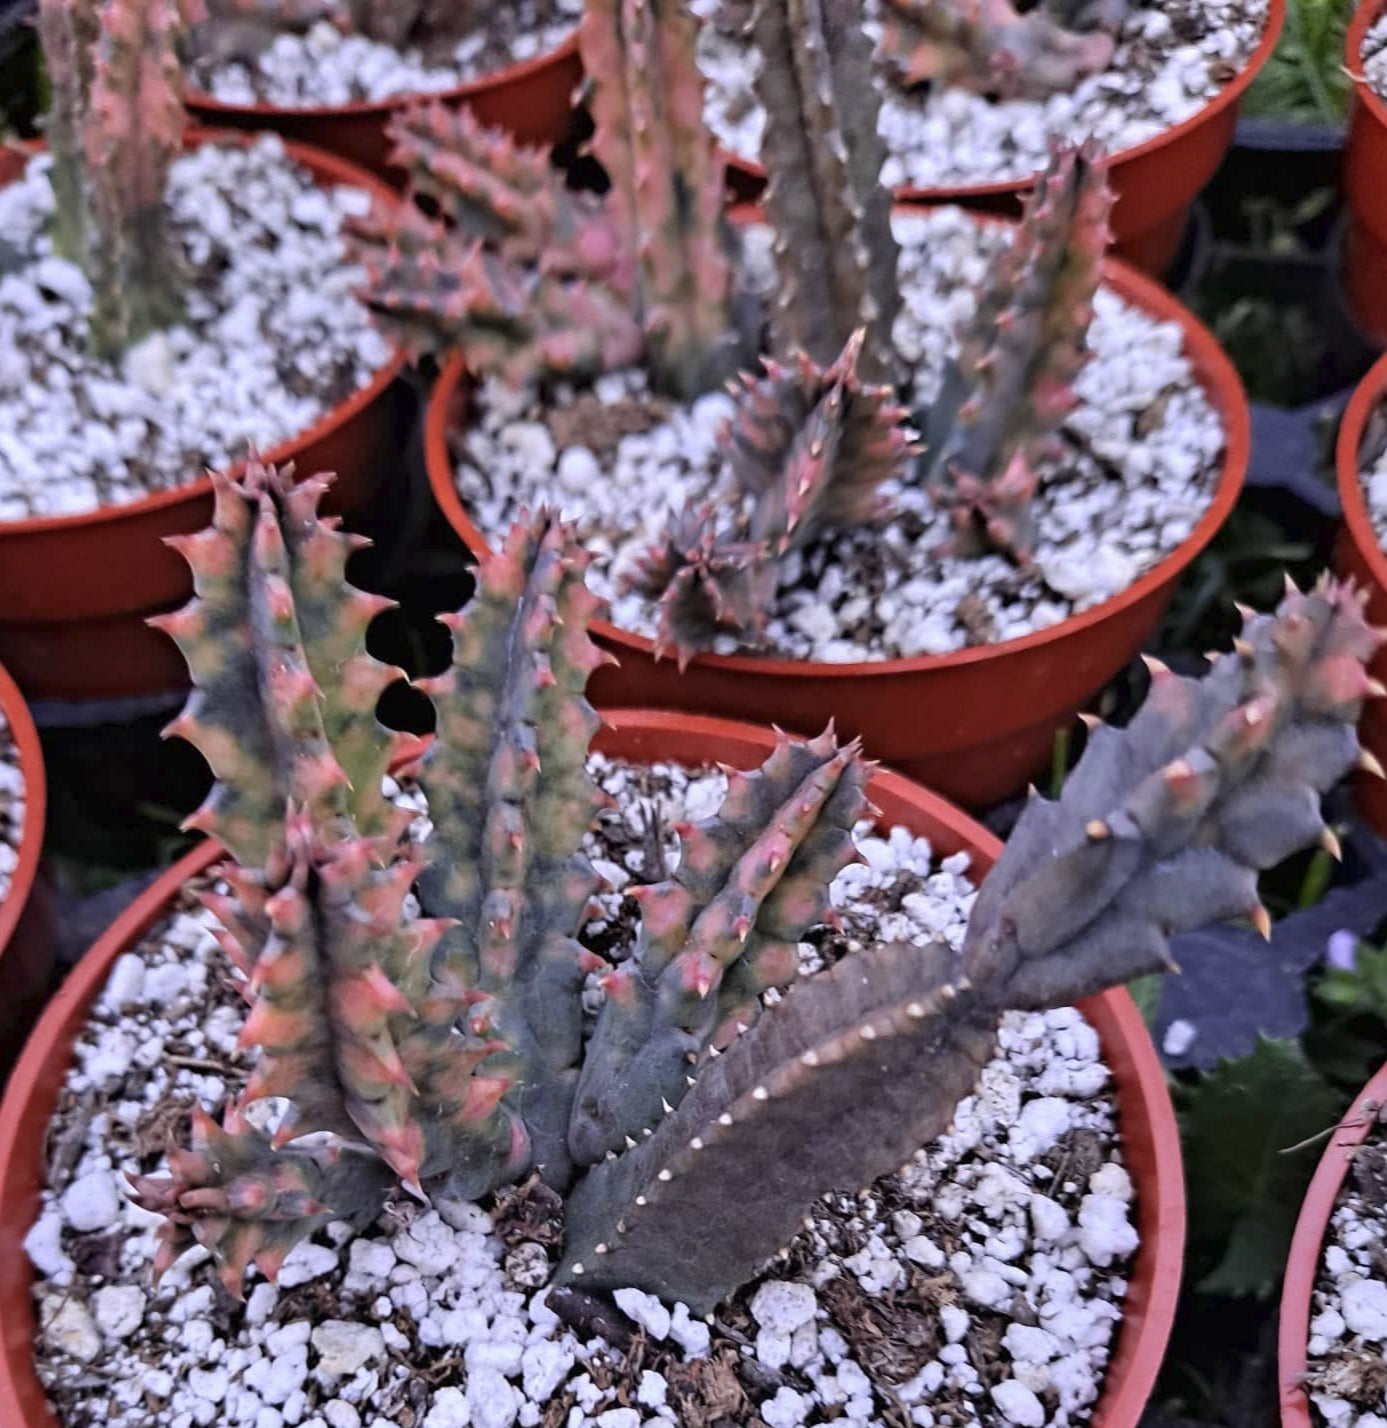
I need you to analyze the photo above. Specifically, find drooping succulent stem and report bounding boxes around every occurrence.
[881,0,1127,100]
[921,142,1113,563]
[580,0,735,398]
[557,577,1380,1309]
[750,0,901,383]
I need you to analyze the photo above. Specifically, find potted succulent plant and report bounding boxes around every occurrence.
[1331,350,1387,833]
[1342,0,1387,340]
[695,0,1286,276]
[0,0,406,701]
[0,654,50,1075]
[373,0,1248,806]
[179,0,584,181]
[1278,1059,1387,1427]
[5,455,1374,1427]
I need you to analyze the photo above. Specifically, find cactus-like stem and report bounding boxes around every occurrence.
[751,0,900,383]
[416,512,613,1193]
[560,938,992,1312]
[880,0,1124,99]
[37,0,99,265]
[962,576,1383,1008]
[568,726,870,1166]
[384,104,628,281]
[559,578,1376,1311]
[581,0,735,399]
[921,142,1113,563]
[128,1105,395,1300]
[629,505,777,666]
[153,460,405,871]
[632,331,912,663]
[83,0,190,359]
[354,210,645,384]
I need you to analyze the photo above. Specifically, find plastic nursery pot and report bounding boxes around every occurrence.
[1333,350,1387,832]
[1277,1059,1387,1427]
[0,657,51,1080]
[0,706,1184,1428]
[423,231,1250,810]
[1343,0,1387,342]
[0,132,408,704]
[719,0,1285,278]
[184,33,582,186]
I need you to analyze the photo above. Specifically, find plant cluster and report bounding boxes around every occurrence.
[879,0,1130,101]
[37,0,195,358]
[129,456,1378,1314]
[355,0,1115,666]
[188,0,484,66]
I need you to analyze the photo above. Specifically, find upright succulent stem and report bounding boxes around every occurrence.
[751,0,901,383]
[921,142,1113,563]
[37,0,99,264]
[581,0,735,398]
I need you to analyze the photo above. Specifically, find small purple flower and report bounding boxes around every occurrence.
[1326,929,1359,973]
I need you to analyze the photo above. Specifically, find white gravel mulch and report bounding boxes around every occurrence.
[27,755,1139,1428]
[1301,1106,1387,1428]
[451,208,1223,663]
[0,135,395,521]
[1357,411,1387,553]
[0,710,24,908]
[695,0,1269,188]
[193,0,581,108]
[1362,16,1387,107]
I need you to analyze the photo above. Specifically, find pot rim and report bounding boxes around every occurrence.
[0,660,45,967]
[0,705,1184,1428]
[1277,1059,1387,1427]
[184,31,579,123]
[717,0,1286,200]
[0,129,408,543]
[1348,0,1387,133]
[423,206,1250,683]
[1333,349,1387,593]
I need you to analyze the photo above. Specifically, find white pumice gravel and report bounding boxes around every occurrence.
[1302,1113,1387,1427]
[193,0,580,107]
[0,709,23,908]
[1358,429,1387,552]
[27,756,1137,1427]
[1363,16,1387,108]
[694,0,1269,188]
[451,208,1223,662]
[0,135,394,520]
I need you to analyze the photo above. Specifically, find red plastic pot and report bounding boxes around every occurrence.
[719,0,1284,278]
[185,34,582,185]
[0,706,1182,1428]
[1344,0,1387,342]
[1278,1059,1387,1427]
[1333,351,1387,832]
[0,134,408,703]
[424,223,1249,809]
[0,659,50,1080]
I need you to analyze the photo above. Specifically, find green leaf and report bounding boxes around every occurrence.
[1126,974,1163,1029]
[1180,1036,1343,1298]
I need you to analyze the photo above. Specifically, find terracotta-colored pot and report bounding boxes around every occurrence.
[1333,351,1387,832]
[0,133,408,703]
[185,34,582,185]
[424,220,1249,809]
[0,706,1183,1428]
[719,0,1285,278]
[1277,1059,1387,1427]
[1344,0,1387,342]
[0,658,50,1079]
